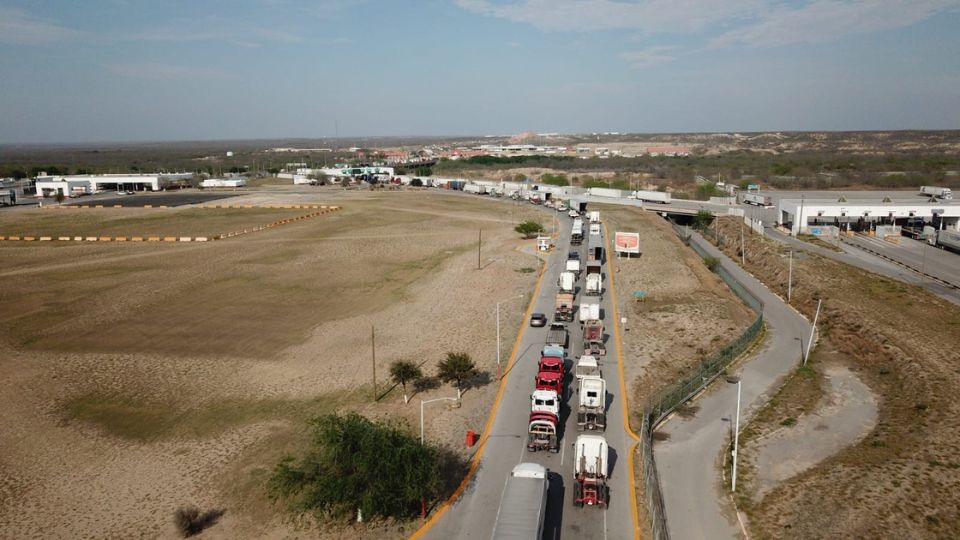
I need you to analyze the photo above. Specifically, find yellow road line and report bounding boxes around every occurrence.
[603,221,643,540]
[409,248,550,539]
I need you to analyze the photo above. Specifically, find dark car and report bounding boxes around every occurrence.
[568,251,580,260]
[530,313,548,327]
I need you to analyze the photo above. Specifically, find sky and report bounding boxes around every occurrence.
[1,0,959,143]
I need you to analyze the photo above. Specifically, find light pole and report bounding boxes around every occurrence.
[497,294,525,380]
[804,298,822,366]
[726,375,742,492]
[421,397,459,444]
[787,249,793,302]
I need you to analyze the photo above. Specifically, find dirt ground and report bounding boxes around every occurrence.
[595,204,756,536]
[0,189,545,538]
[709,216,960,539]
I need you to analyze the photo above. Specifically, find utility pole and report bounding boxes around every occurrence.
[371,325,377,400]
[478,229,482,270]
[788,250,793,302]
[804,299,821,366]
[740,220,747,266]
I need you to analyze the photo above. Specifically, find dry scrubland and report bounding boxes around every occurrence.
[597,205,756,536]
[708,217,960,538]
[0,190,544,538]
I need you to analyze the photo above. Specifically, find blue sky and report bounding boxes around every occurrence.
[1,0,959,143]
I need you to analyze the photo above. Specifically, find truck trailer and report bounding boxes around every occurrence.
[937,229,960,254]
[585,274,603,297]
[921,186,953,200]
[578,303,601,323]
[557,271,576,294]
[492,463,550,540]
[582,320,605,356]
[629,190,671,204]
[742,192,772,206]
[545,323,569,349]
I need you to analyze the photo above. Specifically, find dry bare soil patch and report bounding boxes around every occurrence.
[709,217,960,538]
[597,204,755,536]
[0,191,541,538]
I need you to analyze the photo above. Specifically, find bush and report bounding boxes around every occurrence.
[515,221,544,239]
[692,210,715,230]
[703,256,721,272]
[410,178,424,187]
[173,506,223,537]
[269,413,466,522]
[540,173,569,186]
[415,166,433,177]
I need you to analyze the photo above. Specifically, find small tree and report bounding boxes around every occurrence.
[54,190,65,205]
[437,352,478,400]
[703,256,721,272]
[692,210,714,230]
[410,178,424,187]
[390,361,422,404]
[515,221,544,239]
[415,166,433,177]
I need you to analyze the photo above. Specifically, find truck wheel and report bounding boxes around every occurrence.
[573,483,582,507]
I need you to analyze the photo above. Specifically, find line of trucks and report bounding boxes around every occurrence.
[494,211,612,539]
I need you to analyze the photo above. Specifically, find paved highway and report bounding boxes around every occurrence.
[654,230,812,540]
[417,213,637,539]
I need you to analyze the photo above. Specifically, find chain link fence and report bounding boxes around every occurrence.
[639,220,765,539]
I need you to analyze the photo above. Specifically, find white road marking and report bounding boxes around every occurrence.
[560,440,566,467]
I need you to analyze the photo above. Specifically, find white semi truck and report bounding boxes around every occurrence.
[921,186,953,200]
[578,303,600,323]
[557,271,576,294]
[492,463,550,540]
[937,229,960,253]
[577,376,606,432]
[742,192,772,206]
[585,273,603,297]
[573,434,609,508]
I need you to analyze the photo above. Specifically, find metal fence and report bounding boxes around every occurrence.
[640,220,766,539]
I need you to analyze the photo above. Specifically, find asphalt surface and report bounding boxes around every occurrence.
[841,234,960,286]
[763,227,960,305]
[653,231,812,540]
[420,214,636,539]
[62,191,241,207]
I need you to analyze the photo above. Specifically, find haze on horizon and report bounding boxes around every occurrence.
[2,0,959,145]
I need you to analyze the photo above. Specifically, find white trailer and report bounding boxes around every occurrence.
[588,211,601,223]
[578,303,601,323]
[558,271,576,294]
[589,222,601,236]
[937,229,960,254]
[565,259,581,276]
[587,187,624,199]
[921,186,953,200]
[629,190,671,204]
[577,377,606,432]
[742,192,772,206]
[463,184,488,195]
[585,273,603,296]
[575,355,601,383]
[492,463,550,540]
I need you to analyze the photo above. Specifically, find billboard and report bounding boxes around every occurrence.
[614,232,640,255]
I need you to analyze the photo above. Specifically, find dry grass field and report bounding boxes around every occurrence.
[708,217,960,539]
[0,190,545,538]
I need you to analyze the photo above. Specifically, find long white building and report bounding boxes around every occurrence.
[34,173,194,196]
[777,197,960,235]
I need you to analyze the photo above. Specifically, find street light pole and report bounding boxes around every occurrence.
[804,298,822,366]
[726,375,741,492]
[788,249,793,302]
[421,397,458,444]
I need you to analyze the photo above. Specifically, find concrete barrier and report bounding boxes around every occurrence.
[162,236,177,242]
[58,236,70,241]
[99,236,111,241]
[40,237,52,241]
[179,237,192,242]
[144,204,153,208]
[85,236,97,241]
[196,237,208,242]
[147,236,161,242]
[132,237,144,242]
[23,236,36,241]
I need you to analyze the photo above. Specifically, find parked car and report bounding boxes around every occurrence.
[530,313,548,327]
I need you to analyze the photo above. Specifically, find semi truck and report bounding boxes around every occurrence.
[571,218,584,245]
[588,211,601,223]
[628,190,671,204]
[585,273,603,297]
[534,371,563,398]
[554,293,575,322]
[538,355,565,381]
[589,222,601,236]
[542,344,565,359]
[587,242,603,263]
[582,320,605,356]
[937,229,960,253]
[565,258,581,276]
[921,186,953,200]
[585,261,602,277]
[545,323,568,349]
[742,192,772,206]
[492,463,550,540]
[531,389,560,417]
[577,376,606,432]
[573,434,609,508]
